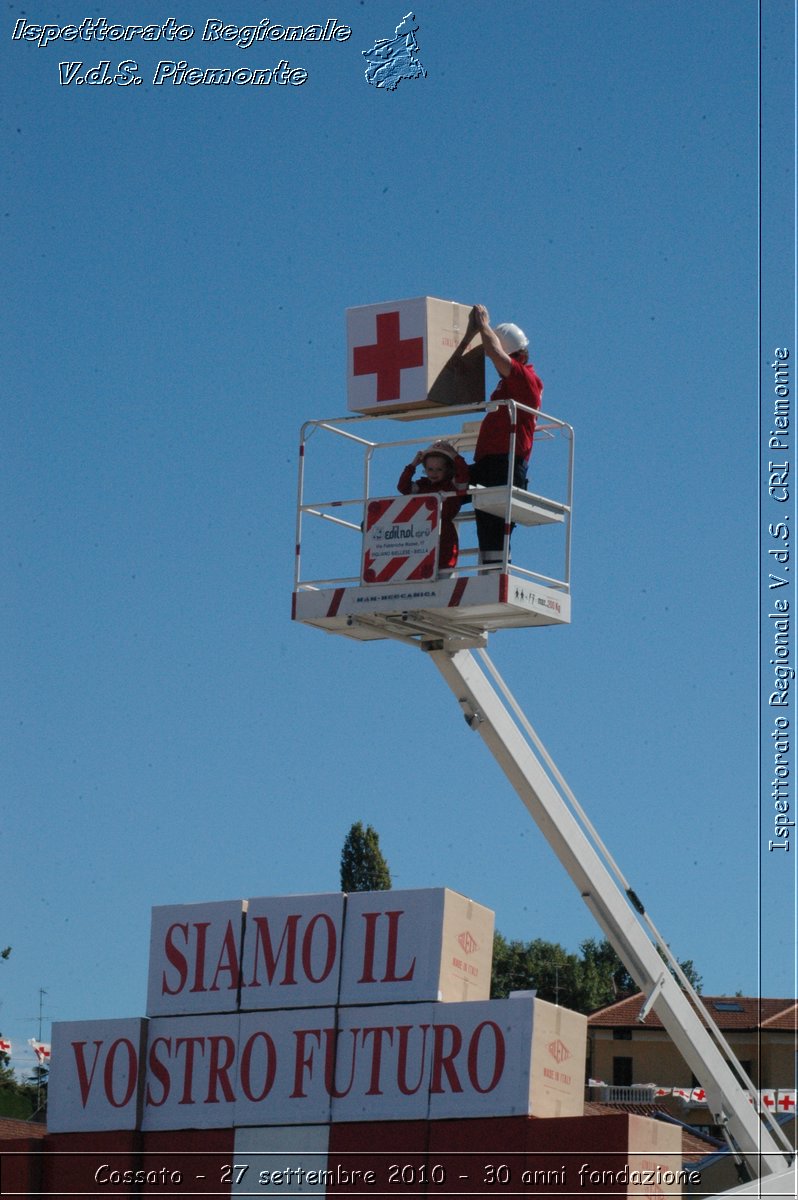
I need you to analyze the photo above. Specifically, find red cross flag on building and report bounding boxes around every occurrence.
[777,1090,796,1112]
[28,1038,51,1065]
[347,296,484,414]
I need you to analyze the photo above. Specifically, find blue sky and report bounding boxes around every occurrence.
[4,1,796,1082]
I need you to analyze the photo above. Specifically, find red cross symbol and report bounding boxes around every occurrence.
[353,311,424,402]
[778,1093,796,1111]
[762,1093,775,1108]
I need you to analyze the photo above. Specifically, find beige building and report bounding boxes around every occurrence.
[588,994,796,1093]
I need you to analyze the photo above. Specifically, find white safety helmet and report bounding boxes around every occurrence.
[421,440,458,465]
[495,322,529,354]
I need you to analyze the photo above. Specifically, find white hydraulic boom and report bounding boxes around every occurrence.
[418,643,795,1185]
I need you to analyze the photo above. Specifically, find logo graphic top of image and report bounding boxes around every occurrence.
[363,11,427,90]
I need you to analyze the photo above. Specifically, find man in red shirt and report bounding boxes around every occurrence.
[468,304,543,567]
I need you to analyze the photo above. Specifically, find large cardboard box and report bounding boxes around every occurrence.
[48,995,584,1132]
[141,1012,241,1131]
[347,296,484,414]
[427,1113,686,1196]
[239,892,345,1012]
[338,887,494,1006]
[526,995,588,1119]
[426,995,587,1121]
[48,1017,148,1133]
[147,899,246,1017]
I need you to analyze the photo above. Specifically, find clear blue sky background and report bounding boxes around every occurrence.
[4,1,795,1081]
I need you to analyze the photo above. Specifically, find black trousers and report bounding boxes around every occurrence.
[468,455,528,554]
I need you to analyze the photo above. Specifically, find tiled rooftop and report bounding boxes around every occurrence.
[588,994,797,1031]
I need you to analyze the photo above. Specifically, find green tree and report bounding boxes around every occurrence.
[490,934,582,1006]
[0,1043,43,1121]
[491,934,702,1013]
[667,954,702,993]
[578,937,637,1007]
[340,822,392,892]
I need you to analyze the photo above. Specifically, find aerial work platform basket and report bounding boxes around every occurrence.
[292,400,574,646]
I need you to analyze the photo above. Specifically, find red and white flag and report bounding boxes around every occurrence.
[28,1038,50,1065]
[0,1037,11,1055]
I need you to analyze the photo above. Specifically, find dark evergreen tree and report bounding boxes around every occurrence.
[340,822,392,892]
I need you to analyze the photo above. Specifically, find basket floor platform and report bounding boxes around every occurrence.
[292,570,570,643]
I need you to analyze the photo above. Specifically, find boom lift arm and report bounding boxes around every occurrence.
[423,644,794,1183]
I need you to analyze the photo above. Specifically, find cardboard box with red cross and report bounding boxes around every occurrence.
[347,296,485,415]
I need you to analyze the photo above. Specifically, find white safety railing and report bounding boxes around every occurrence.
[294,401,574,595]
[598,1085,658,1104]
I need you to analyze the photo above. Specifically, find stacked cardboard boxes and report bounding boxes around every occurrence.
[6,889,688,1195]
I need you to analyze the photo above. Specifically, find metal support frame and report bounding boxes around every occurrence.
[638,974,667,1024]
[426,645,794,1181]
[294,404,574,599]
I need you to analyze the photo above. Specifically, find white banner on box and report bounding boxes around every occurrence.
[139,1002,527,1128]
[48,1018,148,1132]
[427,998,532,1120]
[48,998,584,1131]
[329,1004,435,1124]
[340,888,490,1006]
[142,1013,240,1131]
[361,496,440,584]
[340,890,432,1006]
[239,894,345,1012]
[233,1009,336,1127]
[146,889,492,1016]
[147,899,246,1017]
